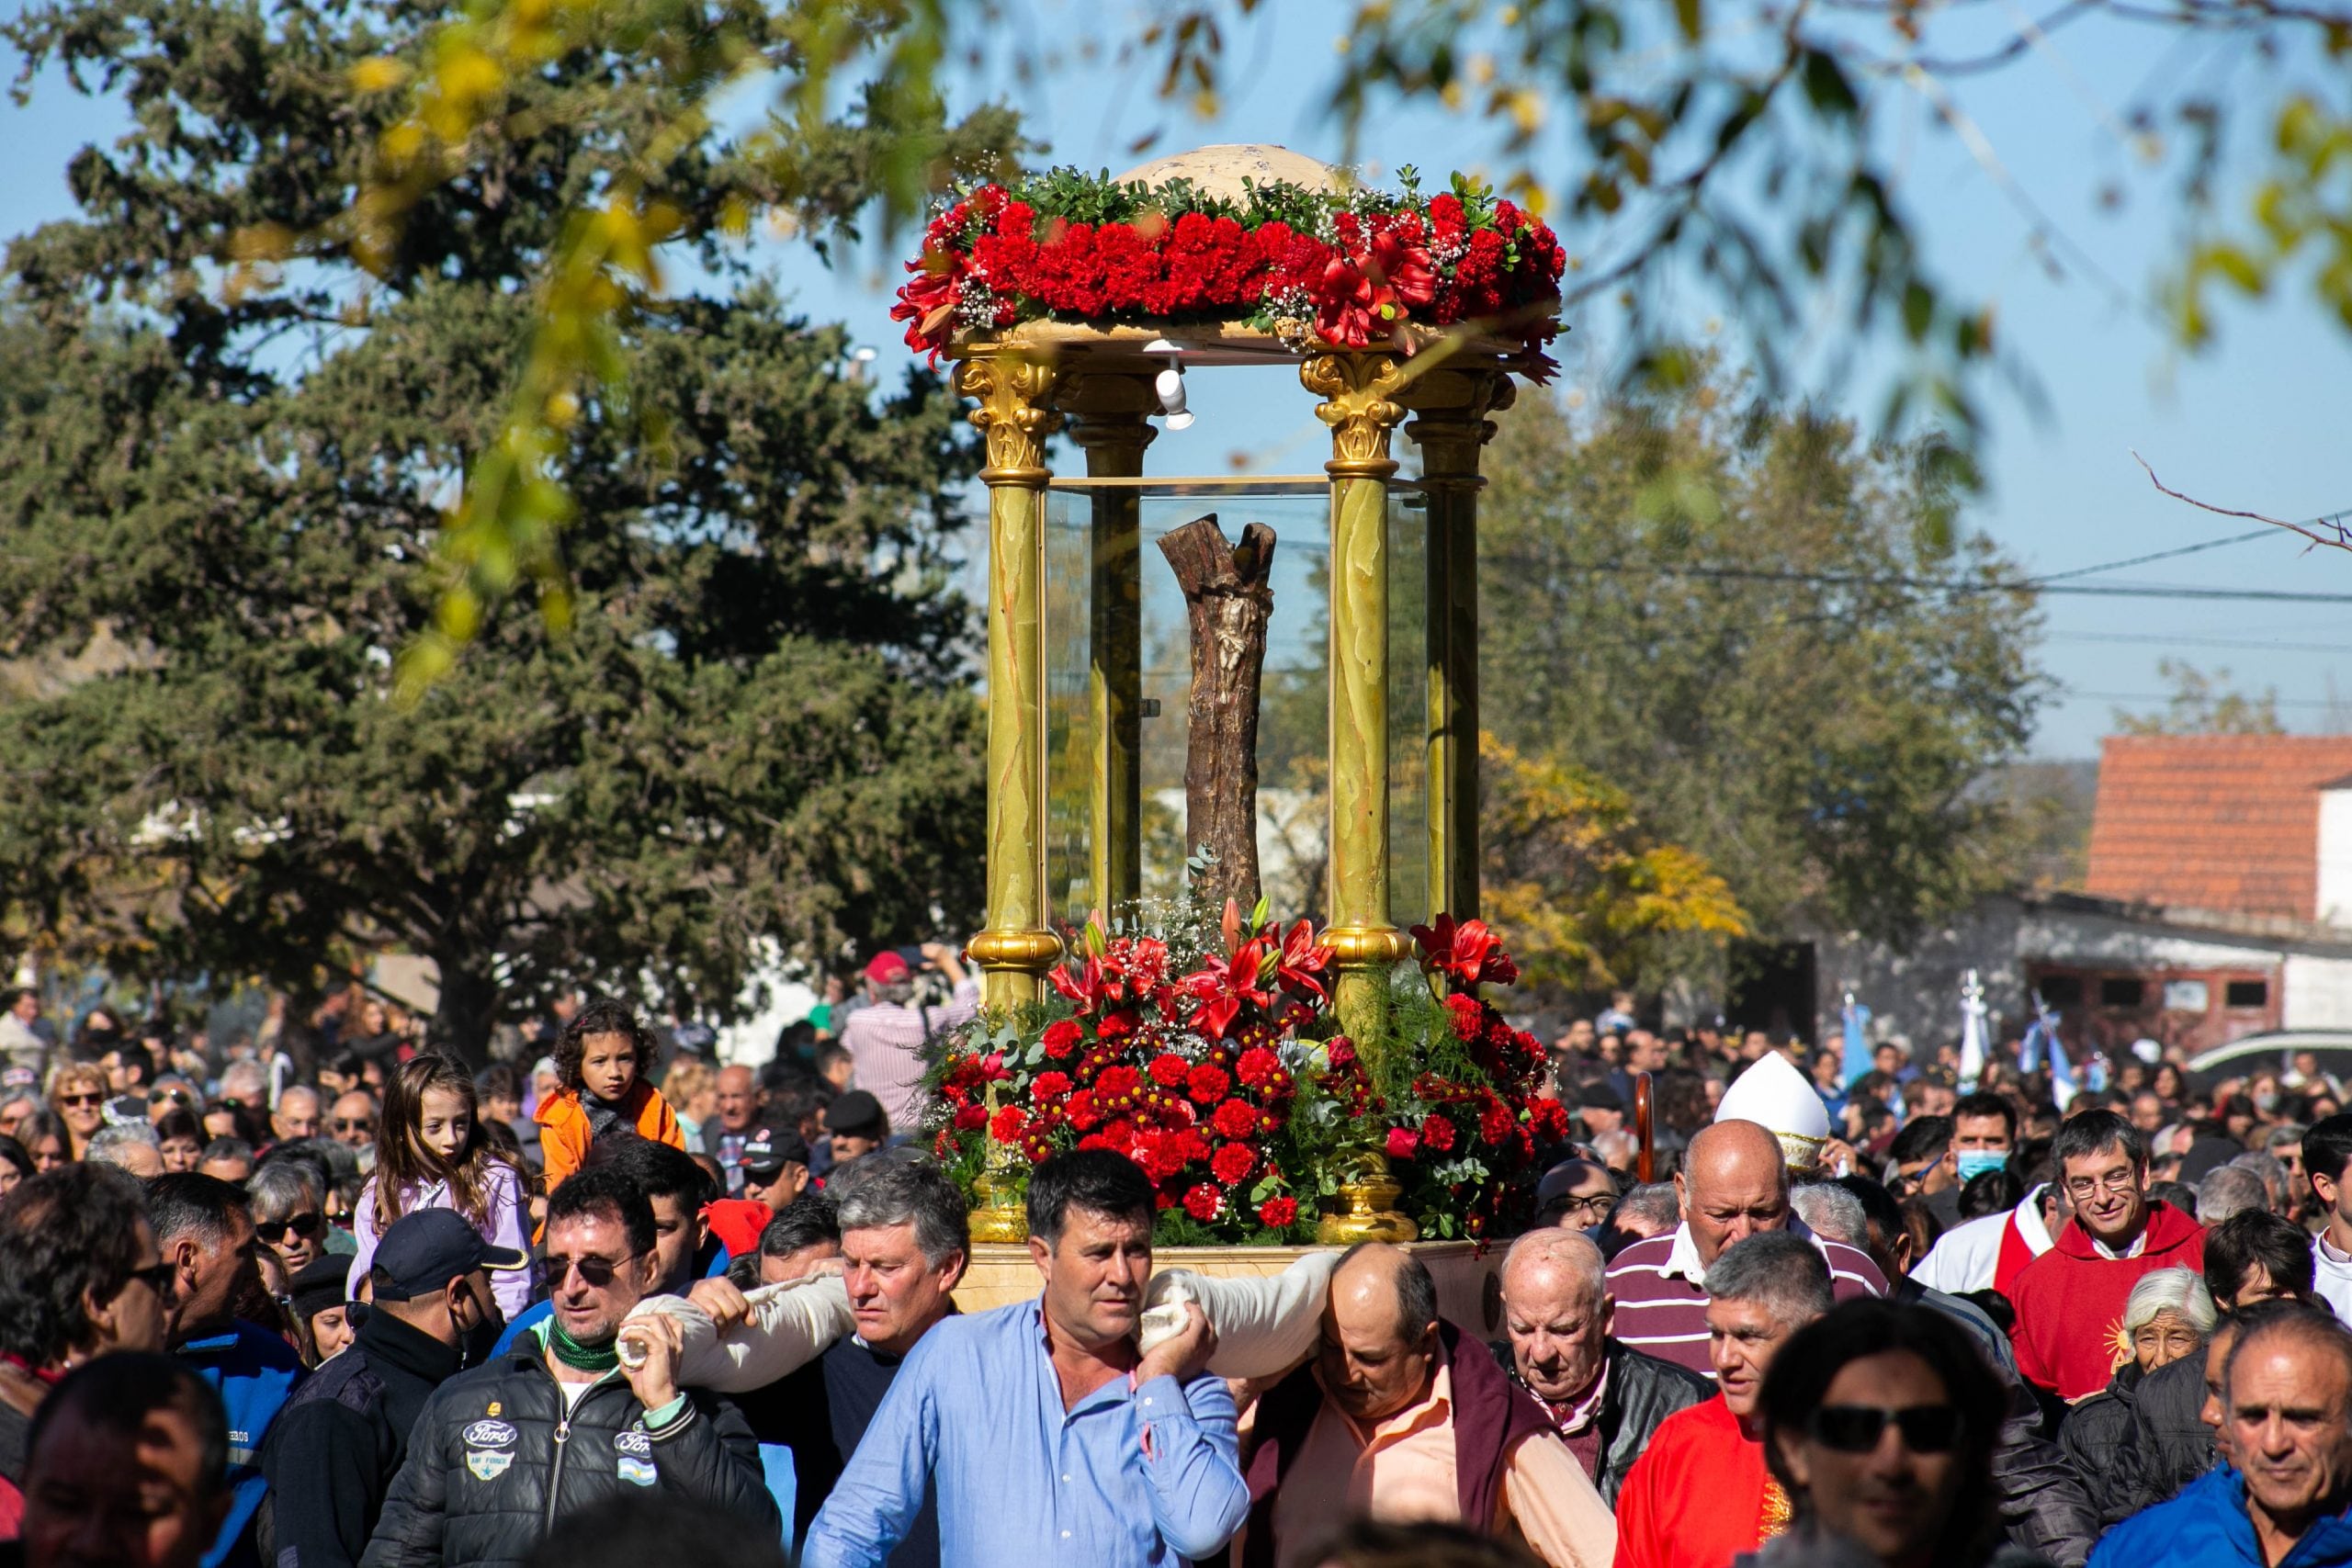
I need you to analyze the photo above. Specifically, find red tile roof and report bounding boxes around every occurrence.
[2086,736,2352,919]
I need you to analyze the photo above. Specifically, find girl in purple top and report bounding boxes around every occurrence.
[346,1053,537,1316]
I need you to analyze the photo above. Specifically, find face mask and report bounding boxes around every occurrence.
[1954,1150,2008,1183]
[2256,1091,2280,1113]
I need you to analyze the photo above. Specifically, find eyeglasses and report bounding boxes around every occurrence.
[1542,1192,1619,1223]
[126,1260,176,1297]
[148,1089,192,1108]
[256,1213,324,1245]
[1811,1404,1963,1454]
[2064,1169,2141,1201]
[56,1092,105,1108]
[546,1251,641,1288]
[332,1118,374,1134]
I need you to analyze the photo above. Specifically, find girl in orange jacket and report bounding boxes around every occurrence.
[535,997,686,1194]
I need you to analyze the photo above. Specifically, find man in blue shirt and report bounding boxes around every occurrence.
[150,1172,306,1568]
[801,1149,1247,1568]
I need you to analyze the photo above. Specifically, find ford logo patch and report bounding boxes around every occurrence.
[462,1420,517,1448]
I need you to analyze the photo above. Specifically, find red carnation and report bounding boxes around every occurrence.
[1186,1064,1231,1104]
[989,1105,1028,1144]
[1420,1112,1458,1154]
[1328,1038,1359,1069]
[1480,1102,1516,1145]
[1183,1183,1225,1223]
[1066,1089,1102,1131]
[1097,1065,1141,1100]
[1149,1053,1191,1089]
[1443,993,1483,1043]
[1236,1046,1281,1087]
[1211,1143,1257,1186]
[1041,1020,1084,1060]
[1258,1196,1300,1229]
[1031,1070,1073,1102]
[1211,1100,1260,1140]
[1385,1125,1421,1160]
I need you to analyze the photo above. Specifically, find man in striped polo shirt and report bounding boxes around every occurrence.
[1604,1120,1885,1378]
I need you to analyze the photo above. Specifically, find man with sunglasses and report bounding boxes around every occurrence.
[2008,1110,2206,1404]
[1745,1299,2012,1568]
[149,1174,305,1568]
[329,1091,379,1155]
[362,1167,774,1568]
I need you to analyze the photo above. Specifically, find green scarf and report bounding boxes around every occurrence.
[543,1318,620,1374]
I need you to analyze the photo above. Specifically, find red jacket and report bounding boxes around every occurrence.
[2008,1199,2206,1401]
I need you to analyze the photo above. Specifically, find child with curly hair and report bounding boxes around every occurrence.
[536,997,685,1193]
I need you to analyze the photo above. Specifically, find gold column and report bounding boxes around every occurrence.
[1063,378,1156,917]
[1302,351,1413,1054]
[956,350,1066,1009]
[1407,372,1513,923]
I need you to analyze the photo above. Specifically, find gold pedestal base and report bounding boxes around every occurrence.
[1314,1152,1420,1245]
[967,1168,1030,1245]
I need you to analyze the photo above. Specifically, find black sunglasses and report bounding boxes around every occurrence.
[332,1117,374,1133]
[1811,1404,1963,1454]
[128,1260,176,1296]
[257,1213,324,1244]
[546,1251,640,1288]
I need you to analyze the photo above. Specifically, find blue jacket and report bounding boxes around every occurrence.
[178,1317,306,1568]
[2090,1466,2352,1568]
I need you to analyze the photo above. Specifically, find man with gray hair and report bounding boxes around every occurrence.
[748,1154,969,1562]
[1491,1228,1711,1502]
[1613,1233,1833,1568]
[2199,1164,2271,1226]
[86,1118,164,1178]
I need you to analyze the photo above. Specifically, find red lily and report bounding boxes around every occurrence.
[1047,954,1124,1016]
[1272,919,1332,1002]
[1408,914,1521,989]
[1183,937,1277,1040]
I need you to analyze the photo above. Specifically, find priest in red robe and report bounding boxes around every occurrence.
[1613,1232,1834,1568]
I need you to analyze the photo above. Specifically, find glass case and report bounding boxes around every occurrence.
[1042,479,1430,928]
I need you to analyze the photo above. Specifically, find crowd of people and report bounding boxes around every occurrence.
[7,968,2352,1568]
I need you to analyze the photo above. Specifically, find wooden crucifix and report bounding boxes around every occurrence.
[1157,513,1277,909]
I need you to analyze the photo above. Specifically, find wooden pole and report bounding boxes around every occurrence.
[1159,514,1278,909]
[1635,1070,1656,1183]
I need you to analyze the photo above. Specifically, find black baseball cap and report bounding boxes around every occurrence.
[370,1208,528,1301]
[741,1125,811,1177]
[826,1089,887,1139]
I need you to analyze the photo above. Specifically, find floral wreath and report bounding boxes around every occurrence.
[890,164,1567,375]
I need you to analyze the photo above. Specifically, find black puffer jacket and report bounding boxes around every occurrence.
[1485,1336,1713,1504]
[357,1342,775,1568]
[2058,1361,2146,1528]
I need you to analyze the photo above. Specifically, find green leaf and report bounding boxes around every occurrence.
[1801,51,1859,118]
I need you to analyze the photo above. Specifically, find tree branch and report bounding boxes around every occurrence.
[2133,450,2352,553]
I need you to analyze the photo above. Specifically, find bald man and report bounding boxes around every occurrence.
[1604,1119,1885,1377]
[1489,1230,1711,1503]
[1233,1244,1615,1568]
[699,1065,764,1195]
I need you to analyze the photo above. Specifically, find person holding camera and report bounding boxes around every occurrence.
[839,943,977,1140]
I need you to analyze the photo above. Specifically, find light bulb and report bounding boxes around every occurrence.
[1165,410,1195,431]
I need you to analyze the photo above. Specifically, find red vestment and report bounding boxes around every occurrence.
[1611,1393,1778,1568]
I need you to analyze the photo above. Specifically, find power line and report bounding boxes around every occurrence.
[2046,631,2352,655]
[1536,559,2352,604]
[2034,529,2277,583]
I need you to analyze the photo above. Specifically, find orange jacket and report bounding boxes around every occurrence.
[535,1079,684,1194]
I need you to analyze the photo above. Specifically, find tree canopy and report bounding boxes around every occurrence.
[0,0,1004,1055]
[1475,367,2046,945]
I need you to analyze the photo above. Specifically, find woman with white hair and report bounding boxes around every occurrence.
[2059,1268,2216,1526]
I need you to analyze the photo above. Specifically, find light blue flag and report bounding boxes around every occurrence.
[2047,1023,2077,1107]
[1841,992,1873,1088]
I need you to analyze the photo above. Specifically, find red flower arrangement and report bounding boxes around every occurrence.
[890,167,1566,371]
[926,901,1566,1244]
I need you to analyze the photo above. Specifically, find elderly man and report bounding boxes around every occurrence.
[1490,1230,1709,1504]
[2089,1304,2352,1568]
[802,1149,1242,1568]
[701,1066,766,1195]
[1613,1233,1834,1568]
[1231,1245,1614,1567]
[1606,1121,1884,1378]
[360,1168,775,1568]
[2009,1110,2206,1403]
[271,1086,321,1145]
[328,1090,379,1154]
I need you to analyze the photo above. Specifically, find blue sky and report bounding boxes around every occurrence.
[6,0,2349,759]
